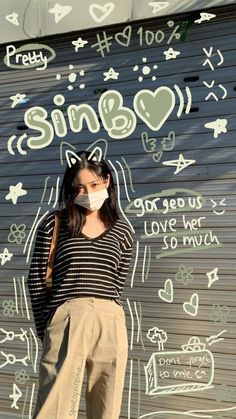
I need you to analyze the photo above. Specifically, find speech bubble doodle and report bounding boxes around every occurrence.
[4,44,56,70]
[134,87,175,131]
[144,346,214,395]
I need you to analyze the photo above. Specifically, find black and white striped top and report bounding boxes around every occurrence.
[27,210,133,341]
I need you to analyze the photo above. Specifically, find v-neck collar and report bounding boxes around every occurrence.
[80,221,116,242]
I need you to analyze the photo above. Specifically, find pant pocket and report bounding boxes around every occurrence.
[42,304,70,362]
[111,300,126,315]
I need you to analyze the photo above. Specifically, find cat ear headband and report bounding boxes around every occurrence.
[65,147,103,168]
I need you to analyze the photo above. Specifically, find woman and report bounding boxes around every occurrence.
[28,150,133,419]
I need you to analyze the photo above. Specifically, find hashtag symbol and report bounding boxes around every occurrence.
[91,31,113,57]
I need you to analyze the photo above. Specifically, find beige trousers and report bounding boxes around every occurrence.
[33,297,128,419]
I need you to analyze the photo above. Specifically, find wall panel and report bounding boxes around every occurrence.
[0,4,236,419]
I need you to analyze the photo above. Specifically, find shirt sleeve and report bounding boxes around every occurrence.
[27,212,55,341]
[116,224,134,293]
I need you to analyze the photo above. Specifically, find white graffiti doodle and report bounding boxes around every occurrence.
[195,12,216,24]
[103,67,119,81]
[0,248,13,266]
[89,3,115,23]
[48,3,72,23]
[163,47,180,60]
[5,182,27,204]
[158,279,173,303]
[203,80,227,101]
[72,37,88,51]
[162,154,196,174]
[0,352,29,368]
[145,337,214,395]
[148,2,169,14]
[206,267,219,288]
[9,384,22,409]
[0,328,28,344]
[205,118,228,138]
[183,293,199,317]
[202,47,224,71]
[211,198,226,215]
[5,12,19,26]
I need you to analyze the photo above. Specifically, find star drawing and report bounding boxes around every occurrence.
[195,12,216,24]
[162,154,196,174]
[103,67,119,81]
[205,118,228,139]
[148,2,169,14]
[207,267,219,288]
[10,93,27,108]
[72,37,88,52]
[0,248,13,266]
[48,3,72,24]
[5,182,27,204]
[5,12,19,26]
[164,47,180,60]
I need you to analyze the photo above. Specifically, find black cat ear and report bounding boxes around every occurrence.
[87,146,103,162]
[65,150,81,168]
[86,139,108,160]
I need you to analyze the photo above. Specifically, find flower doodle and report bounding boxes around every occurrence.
[209,304,230,325]
[15,369,30,385]
[175,264,193,285]
[215,383,235,402]
[2,300,16,317]
[8,223,26,245]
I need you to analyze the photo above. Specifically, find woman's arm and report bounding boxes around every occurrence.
[27,213,54,341]
[116,224,134,293]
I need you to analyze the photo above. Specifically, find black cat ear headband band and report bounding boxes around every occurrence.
[65,147,103,168]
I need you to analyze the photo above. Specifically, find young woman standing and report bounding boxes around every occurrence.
[28,150,133,419]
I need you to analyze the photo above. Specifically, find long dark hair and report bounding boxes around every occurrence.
[58,150,119,237]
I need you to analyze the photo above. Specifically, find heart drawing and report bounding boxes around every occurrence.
[158,279,173,303]
[89,3,115,23]
[152,151,163,162]
[114,25,132,47]
[183,293,199,316]
[133,87,175,131]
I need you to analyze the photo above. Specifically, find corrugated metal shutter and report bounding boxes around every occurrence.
[0,4,236,419]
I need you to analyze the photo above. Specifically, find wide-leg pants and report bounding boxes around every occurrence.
[33,297,128,419]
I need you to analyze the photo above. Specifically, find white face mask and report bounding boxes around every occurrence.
[74,187,109,211]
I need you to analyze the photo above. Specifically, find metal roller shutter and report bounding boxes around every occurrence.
[0,4,235,419]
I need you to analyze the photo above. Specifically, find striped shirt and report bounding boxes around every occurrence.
[27,210,133,341]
